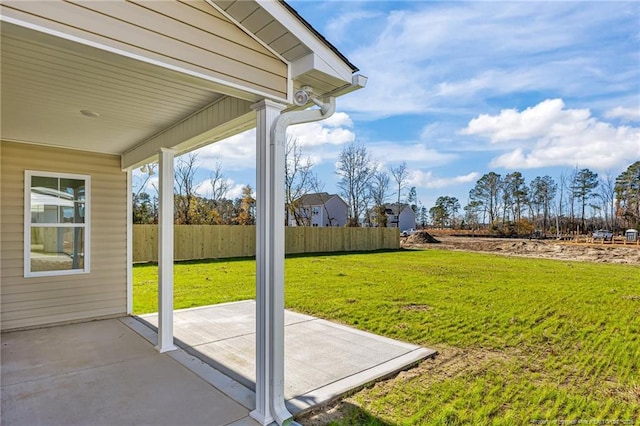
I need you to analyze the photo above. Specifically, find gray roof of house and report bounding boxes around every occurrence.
[384,203,411,214]
[298,192,341,206]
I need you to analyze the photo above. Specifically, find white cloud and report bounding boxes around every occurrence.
[409,170,481,189]
[336,2,639,120]
[461,99,640,170]
[226,184,246,200]
[194,180,211,198]
[194,178,245,200]
[288,112,355,148]
[605,106,640,122]
[461,99,591,143]
[195,130,256,172]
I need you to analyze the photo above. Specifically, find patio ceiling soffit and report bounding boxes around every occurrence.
[120,96,254,170]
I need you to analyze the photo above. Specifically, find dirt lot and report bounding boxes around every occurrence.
[402,233,640,264]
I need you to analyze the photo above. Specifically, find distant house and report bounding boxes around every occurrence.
[290,193,348,227]
[384,203,416,231]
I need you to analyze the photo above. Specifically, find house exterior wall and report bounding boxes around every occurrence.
[324,197,348,227]
[0,141,127,331]
[309,204,323,227]
[398,208,416,232]
[292,196,347,227]
[1,0,288,100]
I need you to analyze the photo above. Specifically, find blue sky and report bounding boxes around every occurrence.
[142,1,640,211]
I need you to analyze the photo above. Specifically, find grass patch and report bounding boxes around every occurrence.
[133,250,640,424]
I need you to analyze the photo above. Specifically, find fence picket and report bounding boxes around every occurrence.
[133,225,399,262]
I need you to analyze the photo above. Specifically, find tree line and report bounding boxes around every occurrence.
[133,139,422,227]
[133,153,255,225]
[132,140,639,235]
[430,161,639,236]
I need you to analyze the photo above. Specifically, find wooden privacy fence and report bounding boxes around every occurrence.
[133,225,400,263]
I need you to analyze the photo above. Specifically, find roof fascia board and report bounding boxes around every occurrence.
[291,53,351,83]
[256,0,354,84]
[0,15,287,104]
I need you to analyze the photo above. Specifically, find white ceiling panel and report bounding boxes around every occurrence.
[1,22,224,155]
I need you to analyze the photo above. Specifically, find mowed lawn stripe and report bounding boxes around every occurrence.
[133,249,639,423]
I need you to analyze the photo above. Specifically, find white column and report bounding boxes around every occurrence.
[250,99,287,425]
[156,148,177,353]
[126,168,133,315]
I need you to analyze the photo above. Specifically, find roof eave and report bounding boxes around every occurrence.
[279,0,358,73]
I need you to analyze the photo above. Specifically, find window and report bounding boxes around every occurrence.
[312,207,320,216]
[24,171,90,277]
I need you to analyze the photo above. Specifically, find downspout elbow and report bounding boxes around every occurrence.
[272,97,336,145]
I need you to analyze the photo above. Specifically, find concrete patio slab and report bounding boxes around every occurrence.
[139,300,436,414]
[1,319,257,426]
[2,302,435,425]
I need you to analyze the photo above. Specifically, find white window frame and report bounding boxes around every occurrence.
[24,170,91,277]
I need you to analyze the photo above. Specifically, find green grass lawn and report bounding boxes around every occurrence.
[133,250,640,424]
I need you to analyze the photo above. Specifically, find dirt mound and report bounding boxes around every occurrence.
[406,231,440,244]
[404,235,640,264]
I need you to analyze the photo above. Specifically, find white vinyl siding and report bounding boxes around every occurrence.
[1,141,127,331]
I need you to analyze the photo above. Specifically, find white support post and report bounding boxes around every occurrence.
[126,168,133,315]
[250,99,287,425]
[156,148,177,353]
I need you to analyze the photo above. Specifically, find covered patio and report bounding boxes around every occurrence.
[2,303,435,425]
[0,1,428,425]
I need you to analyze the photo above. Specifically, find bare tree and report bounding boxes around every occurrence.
[209,160,229,202]
[206,160,229,224]
[132,163,157,224]
[174,152,199,224]
[370,171,391,227]
[565,167,578,232]
[557,170,570,234]
[336,141,376,226]
[598,172,616,231]
[390,162,410,208]
[285,137,318,226]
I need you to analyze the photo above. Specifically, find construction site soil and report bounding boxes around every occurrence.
[402,232,640,265]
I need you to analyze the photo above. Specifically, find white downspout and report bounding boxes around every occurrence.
[269,97,336,426]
